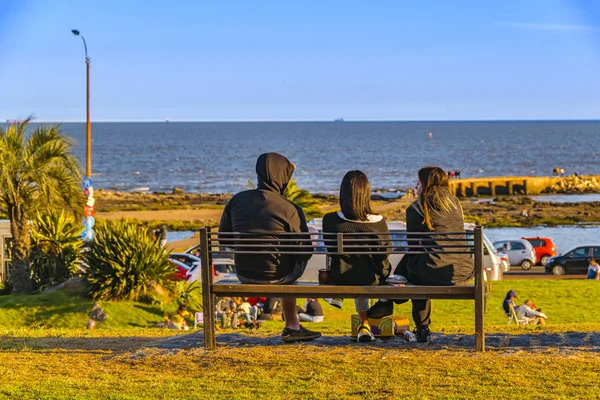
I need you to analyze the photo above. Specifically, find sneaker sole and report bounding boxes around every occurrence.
[357,333,375,342]
[281,333,322,342]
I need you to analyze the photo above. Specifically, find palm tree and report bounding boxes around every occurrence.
[284,179,323,220]
[0,119,82,293]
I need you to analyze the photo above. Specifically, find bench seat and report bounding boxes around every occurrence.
[213,281,484,300]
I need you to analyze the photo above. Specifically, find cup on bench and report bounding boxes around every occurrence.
[318,269,332,285]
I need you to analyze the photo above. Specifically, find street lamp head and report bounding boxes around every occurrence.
[71,29,80,36]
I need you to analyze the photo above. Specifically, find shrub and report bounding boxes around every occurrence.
[30,210,83,292]
[284,178,323,220]
[0,280,12,296]
[83,219,174,301]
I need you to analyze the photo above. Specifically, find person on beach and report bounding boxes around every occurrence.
[367,166,473,343]
[322,170,391,342]
[588,259,600,280]
[218,152,320,342]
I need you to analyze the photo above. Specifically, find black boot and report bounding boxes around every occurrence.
[413,327,431,343]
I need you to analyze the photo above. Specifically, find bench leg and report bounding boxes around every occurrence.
[202,286,216,349]
[475,287,485,352]
[200,227,217,350]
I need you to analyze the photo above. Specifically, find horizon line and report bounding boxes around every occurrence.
[4,118,600,124]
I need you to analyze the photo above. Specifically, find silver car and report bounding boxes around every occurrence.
[493,239,537,270]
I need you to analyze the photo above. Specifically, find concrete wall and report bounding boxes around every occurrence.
[448,175,600,197]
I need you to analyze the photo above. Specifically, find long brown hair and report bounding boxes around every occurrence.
[340,170,373,221]
[416,166,459,230]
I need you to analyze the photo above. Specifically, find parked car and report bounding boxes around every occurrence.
[169,259,190,281]
[467,225,504,281]
[493,239,537,270]
[544,245,600,276]
[306,219,503,281]
[498,252,510,272]
[522,237,558,266]
[169,253,201,269]
[185,257,236,282]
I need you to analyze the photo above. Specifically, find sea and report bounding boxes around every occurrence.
[4,120,599,195]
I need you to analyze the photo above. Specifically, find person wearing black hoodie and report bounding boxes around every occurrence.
[218,152,321,342]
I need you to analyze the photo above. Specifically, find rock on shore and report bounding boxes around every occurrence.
[543,176,600,194]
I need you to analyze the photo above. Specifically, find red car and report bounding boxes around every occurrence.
[522,237,558,266]
[169,259,191,281]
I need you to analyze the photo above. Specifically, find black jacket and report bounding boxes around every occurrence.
[395,197,473,285]
[323,212,391,285]
[218,153,312,281]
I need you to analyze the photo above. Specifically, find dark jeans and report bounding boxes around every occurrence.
[237,261,307,284]
[393,298,430,329]
[393,257,461,329]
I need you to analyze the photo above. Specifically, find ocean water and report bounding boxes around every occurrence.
[4,120,600,194]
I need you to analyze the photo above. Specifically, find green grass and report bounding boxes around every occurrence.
[0,290,183,331]
[0,281,599,399]
[0,280,598,336]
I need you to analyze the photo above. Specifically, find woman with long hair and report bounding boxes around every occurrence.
[322,170,391,342]
[368,166,473,342]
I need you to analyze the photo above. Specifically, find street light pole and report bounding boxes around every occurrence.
[71,29,92,178]
[72,29,95,241]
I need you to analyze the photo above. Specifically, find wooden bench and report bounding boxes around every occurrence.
[199,226,488,351]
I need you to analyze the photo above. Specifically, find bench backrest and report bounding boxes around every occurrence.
[198,226,484,287]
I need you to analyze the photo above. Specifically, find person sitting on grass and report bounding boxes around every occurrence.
[588,259,600,280]
[502,290,519,318]
[215,297,237,328]
[218,152,320,342]
[165,304,192,330]
[367,166,473,343]
[322,170,391,342]
[297,298,325,323]
[518,298,548,325]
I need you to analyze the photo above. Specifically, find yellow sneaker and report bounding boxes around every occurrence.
[357,322,375,342]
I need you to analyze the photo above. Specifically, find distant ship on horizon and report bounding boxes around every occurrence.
[334,118,344,122]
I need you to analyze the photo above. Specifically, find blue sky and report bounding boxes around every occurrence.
[1,0,600,121]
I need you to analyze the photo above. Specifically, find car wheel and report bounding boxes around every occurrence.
[521,259,532,270]
[540,255,549,265]
[552,265,565,276]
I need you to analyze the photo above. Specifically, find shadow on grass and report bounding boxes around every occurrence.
[2,330,599,354]
[148,331,600,353]
[133,304,165,318]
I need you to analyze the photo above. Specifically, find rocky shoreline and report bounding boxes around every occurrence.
[94,185,600,230]
[542,175,600,194]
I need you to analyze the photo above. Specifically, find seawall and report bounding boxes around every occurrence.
[448,175,600,197]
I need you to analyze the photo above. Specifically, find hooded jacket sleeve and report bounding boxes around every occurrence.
[289,204,313,263]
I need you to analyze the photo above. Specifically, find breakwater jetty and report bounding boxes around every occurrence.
[448,175,600,197]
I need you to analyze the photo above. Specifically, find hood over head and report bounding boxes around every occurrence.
[256,152,295,194]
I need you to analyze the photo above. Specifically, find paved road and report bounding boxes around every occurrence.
[503,265,585,280]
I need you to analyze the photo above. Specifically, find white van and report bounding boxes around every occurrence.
[306,219,503,281]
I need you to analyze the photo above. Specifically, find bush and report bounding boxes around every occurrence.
[83,219,174,301]
[30,211,83,292]
[0,281,12,296]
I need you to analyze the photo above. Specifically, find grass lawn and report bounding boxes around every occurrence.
[0,280,599,399]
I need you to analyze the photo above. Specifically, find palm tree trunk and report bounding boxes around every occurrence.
[8,205,32,294]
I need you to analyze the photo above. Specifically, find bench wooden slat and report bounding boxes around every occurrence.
[212,281,479,299]
[200,226,487,351]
